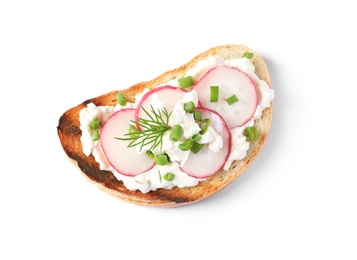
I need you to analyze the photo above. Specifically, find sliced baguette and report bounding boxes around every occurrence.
[57,44,273,207]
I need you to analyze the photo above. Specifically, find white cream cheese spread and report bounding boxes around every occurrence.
[79,56,274,193]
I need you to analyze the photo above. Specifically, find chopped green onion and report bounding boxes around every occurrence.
[92,129,100,141]
[210,86,219,102]
[191,133,201,142]
[178,76,194,88]
[171,125,183,142]
[245,126,259,141]
[183,101,195,112]
[199,118,210,135]
[116,92,126,106]
[226,95,239,105]
[90,118,100,130]
[164,172,175,181]
[242,52,254,59]
[193,111,202,121]
[158,171,162,183]
[146,150,154,159]
[154,154,169,166]
[179,139,194,151]
[128,125,140,138]
[91,119,100,140]
[190,142,204,154]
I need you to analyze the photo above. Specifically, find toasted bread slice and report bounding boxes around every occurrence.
[57,44,273,207]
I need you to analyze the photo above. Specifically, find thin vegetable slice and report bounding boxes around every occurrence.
[100,108,155,176]
[180,107,231,178]
[134,85,187,130]
[192,65,258,128]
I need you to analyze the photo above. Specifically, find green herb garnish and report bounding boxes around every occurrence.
[210,86,219,102]
[183,101,195,112]
[226,95,239,105]
[116,92,126,106]
[245,126,259,141]
[146,150,155,159]
[171,124,183,142]
[199,118,210,135]
[193,111,202,121]
[158,171,162,183]
[178,76,194,88]
[190,142,204,154]
[242,52,254,59]
[90,118,100,141]
[178,139,194,151]
[164,172,175,181]
[154,154,169,166]
[191,133,201,142]
[90,118,100,130]
[92,129,100,141]
[116,105,171,151]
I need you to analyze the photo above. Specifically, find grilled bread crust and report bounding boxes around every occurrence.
[57,44,273,207]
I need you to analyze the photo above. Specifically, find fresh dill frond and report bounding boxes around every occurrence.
[116,105,171,151]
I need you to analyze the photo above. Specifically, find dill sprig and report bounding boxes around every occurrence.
[116,105,171,151]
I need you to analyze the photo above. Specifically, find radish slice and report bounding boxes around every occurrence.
[100,108,155,176]
[180,107,231,178]
[135,85,187,128]
[192,65,258,128]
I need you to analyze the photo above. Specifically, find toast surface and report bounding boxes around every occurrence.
[57,44,273,207]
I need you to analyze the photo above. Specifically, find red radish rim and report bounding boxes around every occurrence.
[134,85,188,129]
[191,65,258,128]
[180,107,231,178]
[100,108,155,177]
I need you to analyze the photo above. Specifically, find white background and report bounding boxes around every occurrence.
[1,0,356,259]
